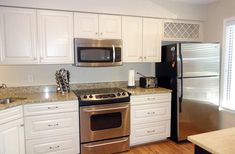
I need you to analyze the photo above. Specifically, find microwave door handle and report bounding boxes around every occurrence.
[112,45,116,63]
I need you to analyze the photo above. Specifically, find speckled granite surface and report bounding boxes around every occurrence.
[0,82,171,110]
[0,92,77,110]
[123,87,172,95]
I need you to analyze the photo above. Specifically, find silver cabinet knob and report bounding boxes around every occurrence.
[139,56,142,59]
[100,32,103,35]
[144,56,146,59]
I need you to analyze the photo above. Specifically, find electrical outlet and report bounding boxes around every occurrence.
[27,74,34,83]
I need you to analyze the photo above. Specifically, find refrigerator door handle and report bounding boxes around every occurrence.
[179,44,183,113]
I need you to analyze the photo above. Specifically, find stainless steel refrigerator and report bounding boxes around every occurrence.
[156,43,220,142]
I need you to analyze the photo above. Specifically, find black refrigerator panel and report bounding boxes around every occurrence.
[156,44,177,90]
[157,77,177,90]
[156,44,177,78]
[156,43,179,142]
[170,89,178,141]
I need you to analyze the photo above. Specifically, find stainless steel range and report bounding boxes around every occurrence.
[73,88,130,154]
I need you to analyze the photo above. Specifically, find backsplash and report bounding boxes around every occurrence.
[0,63,155,87]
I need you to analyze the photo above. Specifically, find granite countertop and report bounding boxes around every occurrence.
[0,86,171,111]
[0,92,77,110]
[123,87,172,95]
[188,127,235,154]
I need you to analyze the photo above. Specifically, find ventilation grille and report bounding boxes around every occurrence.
[164,22,201,40]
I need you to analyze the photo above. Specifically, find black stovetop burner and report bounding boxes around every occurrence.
[73,87,130,106]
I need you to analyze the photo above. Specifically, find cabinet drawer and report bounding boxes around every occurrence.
[131,93,171,105]
[24,100,78,116]
[131,103,170,124]
[26,134,79,154]
[0,106,23,125]
[25,112,78,139]
[130,120,170,146]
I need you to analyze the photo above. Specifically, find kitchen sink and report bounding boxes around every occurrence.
[0,97,26,104]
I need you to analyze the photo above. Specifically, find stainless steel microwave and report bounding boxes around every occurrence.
[74,38,122,67]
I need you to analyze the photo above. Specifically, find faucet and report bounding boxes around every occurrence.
[0,83,7,89]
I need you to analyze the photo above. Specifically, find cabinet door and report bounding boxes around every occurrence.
[0,7,37,64]
[24,112,78,139]
[26,134,79,154]
[0,118,25,154]
[38,10,73,64]
[74,13,98,39]
[24,100,78,116]
[122,17,143,62]
[143,18,162,62]
[130,120,170,146]
[131,103,171,124]
[99,15,121,39]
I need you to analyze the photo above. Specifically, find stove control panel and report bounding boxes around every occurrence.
[80,91,129,101]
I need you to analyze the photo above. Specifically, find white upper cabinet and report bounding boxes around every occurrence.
[99,15,122,39]
[74,13,98,39]
[122,17,162,63]
[0,7,37,64]
[143,18,162,62]
[37,10,73,64]
[74,13,121,39]
[122,16,143,62]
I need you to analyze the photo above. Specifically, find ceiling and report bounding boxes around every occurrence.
[165,0,218,4]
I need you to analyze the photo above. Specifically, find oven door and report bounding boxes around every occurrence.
[80,103,130,143]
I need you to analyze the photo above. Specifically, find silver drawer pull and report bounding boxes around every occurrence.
[48,123,59,127]
[49,145,60,150]
[147,130,156,133]
[47,106,58,110]
[147,112,156,115]
[147,98,156,101]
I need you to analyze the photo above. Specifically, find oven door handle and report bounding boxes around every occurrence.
[112,45,116,63]
[82,104,129,113]
[83,137,128,148]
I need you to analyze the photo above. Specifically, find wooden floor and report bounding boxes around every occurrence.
[121,140,194,154]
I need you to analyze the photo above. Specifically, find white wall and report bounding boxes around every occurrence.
[205,0,235,129]
[204,0,235,43]
[0,63,155,87]
[0,0,207,20]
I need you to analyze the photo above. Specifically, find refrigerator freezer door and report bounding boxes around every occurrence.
[180,43,220,77]
[177,76,220,141]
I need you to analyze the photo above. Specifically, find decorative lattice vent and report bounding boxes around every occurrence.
[164,22,201,40]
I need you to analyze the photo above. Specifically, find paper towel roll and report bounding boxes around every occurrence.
[128,69,135,87]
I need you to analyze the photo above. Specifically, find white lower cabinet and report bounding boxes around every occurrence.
[26,135,78,154]
[24,100,79,154]
[0,106,25,154]
[131,120,170,146]
[24,112,78,139]
[130,93,171,146]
